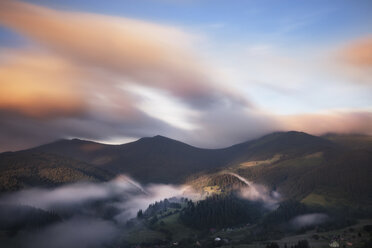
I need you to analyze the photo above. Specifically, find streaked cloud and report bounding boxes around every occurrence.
[0,0,247,108]
[0,0,371,152]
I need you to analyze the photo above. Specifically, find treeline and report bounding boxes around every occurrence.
[137,198,183,219]
[0,204,61,236]
[0,152,113,192]
[207,174,247,191]
[179,194,265,229]
[262,200,318,225]
[261,200,356,233]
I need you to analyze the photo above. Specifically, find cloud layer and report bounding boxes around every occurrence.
[0,0,371,151]
[0,175,192,221]
[0,175,198,247]
[0,0,246,109]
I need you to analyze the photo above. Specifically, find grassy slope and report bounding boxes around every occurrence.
[0,151,113,192]
[188,147,372,209]
[28,131,335,185]
[122,210,199,245]
[30,136,236,184]
[323,134,372,151]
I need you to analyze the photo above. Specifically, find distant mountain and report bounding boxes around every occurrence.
[0,131,371,209]
[27,131,335,184]
[322,133,372,151]
[226,131,335,162]
[29,135,234,184]
[188,133,372,209]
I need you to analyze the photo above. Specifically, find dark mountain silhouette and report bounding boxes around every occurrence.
[0,131,371,208]
[26,131,334,184]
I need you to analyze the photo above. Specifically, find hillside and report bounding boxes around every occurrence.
[323,133,372,151]
[28,131,335,184]
[0,151,113,192]
[30,135,234,183]
[187,136,372,209]
[0,131,372,248]
[0,131,371,208]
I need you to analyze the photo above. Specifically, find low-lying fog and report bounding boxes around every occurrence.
[0,175,193,248]
[0,175,190,220]
[229,172,281,209]
[0,174,327,247]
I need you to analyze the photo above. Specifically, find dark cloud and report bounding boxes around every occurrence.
[184,106,280,148]
[0,110,179,152]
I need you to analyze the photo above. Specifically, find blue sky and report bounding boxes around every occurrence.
[19,0,371,41]
[0,0,371,151]
[2,0,370,47]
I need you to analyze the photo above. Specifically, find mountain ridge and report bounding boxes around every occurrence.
[0,131,371,208]
[24,131,336,183]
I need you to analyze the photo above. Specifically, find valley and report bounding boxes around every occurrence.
[0,131,371,248]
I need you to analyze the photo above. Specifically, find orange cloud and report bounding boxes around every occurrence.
[0,1,370,152]
[0,0,216,98]
[340,37,372,67]
[0,51,85,117]
[330,36,372,84]
[0,0,250,115]
[280,111,372,136]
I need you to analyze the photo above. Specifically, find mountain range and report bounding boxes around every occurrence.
[1,131,371,209]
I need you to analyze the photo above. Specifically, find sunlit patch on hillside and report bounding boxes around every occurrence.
[79,143,104,152]
[239,154,282,168]
[203,185,222,195]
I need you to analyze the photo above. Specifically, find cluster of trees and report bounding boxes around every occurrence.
[0,152,112,192]
[179,194,264,229]
[259,200,359,237]
[207,174,247,191]
[137,198,182,220]
[262,200,334,229]
[262,200,314,225]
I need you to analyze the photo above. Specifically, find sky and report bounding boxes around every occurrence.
[0,0,371,151]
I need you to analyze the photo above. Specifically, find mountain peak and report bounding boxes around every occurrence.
[138,135,176,143]
[152,135,168,139]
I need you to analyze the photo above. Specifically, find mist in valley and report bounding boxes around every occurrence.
[0,173,285,247]
[0,175,194,247]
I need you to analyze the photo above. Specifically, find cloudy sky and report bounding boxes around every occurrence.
[0,0,371,152]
